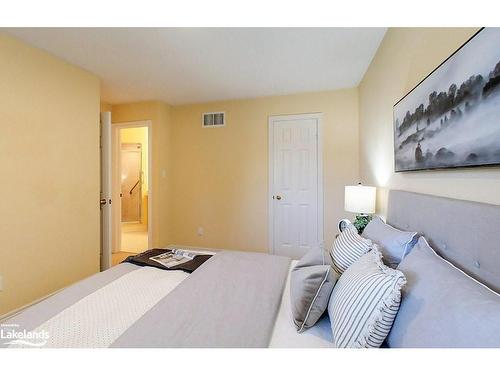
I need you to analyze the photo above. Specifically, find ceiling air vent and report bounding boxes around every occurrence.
[202,112,225,128]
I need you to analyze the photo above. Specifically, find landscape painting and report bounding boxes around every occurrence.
[394,28,500,172]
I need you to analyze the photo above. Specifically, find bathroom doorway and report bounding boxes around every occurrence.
[111,121,152,262]
[121,142,142,223]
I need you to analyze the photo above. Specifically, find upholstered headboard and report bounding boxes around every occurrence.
[386,190,500,292]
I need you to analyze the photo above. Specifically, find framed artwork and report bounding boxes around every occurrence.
[394,28,500,172]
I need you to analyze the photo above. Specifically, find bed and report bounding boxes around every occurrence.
[2,190,500,348]
[1,251,333,348]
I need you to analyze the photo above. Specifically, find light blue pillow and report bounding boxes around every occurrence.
[362,216,418,267]
[387,237,500,348]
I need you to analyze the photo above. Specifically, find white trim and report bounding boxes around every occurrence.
[100,112,112,270]
[166,244,230,253]
[112,120,153,252]
[0,287,64,323]
[268,113,324,255]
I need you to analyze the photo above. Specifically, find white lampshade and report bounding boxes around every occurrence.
[344,184,376,214]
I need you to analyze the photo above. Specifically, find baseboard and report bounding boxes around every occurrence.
[166,244,235,253]
[167,244,269,254]
[0,287,64,323]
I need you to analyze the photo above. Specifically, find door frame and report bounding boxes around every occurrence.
[112,120,153,253]
[268,113,324,255]
[100,112,112,270]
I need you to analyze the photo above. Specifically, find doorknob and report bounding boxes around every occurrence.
[276,195,282,200]
[100,198,107,206]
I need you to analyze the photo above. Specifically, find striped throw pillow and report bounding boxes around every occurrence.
[331,224,372,274]
[327,247,407,348]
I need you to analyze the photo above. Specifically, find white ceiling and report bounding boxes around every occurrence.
[4,28,386,105]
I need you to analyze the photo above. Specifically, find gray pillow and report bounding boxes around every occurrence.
[362,216,418,267]
[290,264,338,332]
[387,237,500,348]
[296,247,331,269]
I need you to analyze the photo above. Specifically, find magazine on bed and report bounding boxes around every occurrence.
[122,248,215,273]
[149,249,212,268]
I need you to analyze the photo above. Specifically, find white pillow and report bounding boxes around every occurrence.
[330,224,372,275]
[328,247,407,348]
[362,216,418,267]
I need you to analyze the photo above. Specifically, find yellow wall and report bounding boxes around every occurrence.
[170,90,360,252]
[111,101,172,247]
[0,33,100,315]
[8,26,499,316]
[358,28,500,216]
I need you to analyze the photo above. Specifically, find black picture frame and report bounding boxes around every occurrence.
[393,27,500,172]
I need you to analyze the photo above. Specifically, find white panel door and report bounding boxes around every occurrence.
[270,114,322,259]
[100,112,112,271]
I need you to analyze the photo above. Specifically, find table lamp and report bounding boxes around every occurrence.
[344,183,376,233]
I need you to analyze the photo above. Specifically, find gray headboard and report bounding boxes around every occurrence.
[386,190,500,292]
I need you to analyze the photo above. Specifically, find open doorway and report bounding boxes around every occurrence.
[111,121,152,265]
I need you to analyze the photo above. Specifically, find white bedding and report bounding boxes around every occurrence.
[269,260,334,348]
